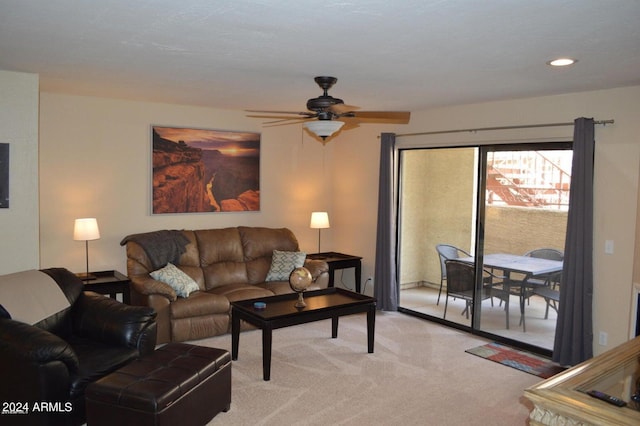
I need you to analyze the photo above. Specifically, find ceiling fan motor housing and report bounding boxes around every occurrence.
[306,96,344,115]
[306,76,343,118]
[307,96,344,120]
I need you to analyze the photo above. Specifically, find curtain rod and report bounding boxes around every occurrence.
[394,119,614,138]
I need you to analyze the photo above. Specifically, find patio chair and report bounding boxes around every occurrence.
[525,248,564,262]
[525,248,563,319]
[435,244,471,305]
[506,248,563,330]
[443,260,509,325]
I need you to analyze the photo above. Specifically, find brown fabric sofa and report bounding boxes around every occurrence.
[124,226,329,343]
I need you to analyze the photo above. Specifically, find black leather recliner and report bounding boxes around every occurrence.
[0,268,157,426]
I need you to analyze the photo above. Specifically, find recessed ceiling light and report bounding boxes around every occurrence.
[547,58,577,67]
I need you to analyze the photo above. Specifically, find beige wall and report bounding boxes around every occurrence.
[25,80,640,356]
[0,70,39,273]
[484,206,567,255]
[38,93,338,274]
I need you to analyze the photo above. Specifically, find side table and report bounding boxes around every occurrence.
[77,270,131,304]
[307,252,363,293]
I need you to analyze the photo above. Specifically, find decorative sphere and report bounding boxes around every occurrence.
[289,267,313,292]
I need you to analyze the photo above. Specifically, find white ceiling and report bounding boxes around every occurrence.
[1,0,639,114]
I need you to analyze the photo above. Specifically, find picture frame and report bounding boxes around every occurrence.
[152,126,260,214]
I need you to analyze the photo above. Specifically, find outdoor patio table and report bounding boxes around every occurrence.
[458,253,563,331]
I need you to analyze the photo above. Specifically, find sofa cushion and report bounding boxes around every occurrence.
[170,291,230,319]
[196,228,244,265]
[265,250,306,281]
[256,280,324,295]
[196,228,249,289]
[178,231,201,267]
[239,227,299,259]
[207,283,275,302]
[67,336,139,399]
[151,263,199,298]
[255,281,296,295]
[239,227,301,283]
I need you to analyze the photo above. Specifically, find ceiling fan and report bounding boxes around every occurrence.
[246,76,410,142]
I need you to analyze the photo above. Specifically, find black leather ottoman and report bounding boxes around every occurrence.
[85,343,231,426]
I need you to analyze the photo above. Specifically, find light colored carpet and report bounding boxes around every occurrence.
[197,311,540,425]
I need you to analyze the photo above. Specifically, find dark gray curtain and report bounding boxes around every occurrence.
[374,133,398,310]
[553,117,594,366]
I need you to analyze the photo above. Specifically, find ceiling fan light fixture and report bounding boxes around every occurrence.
[304,120,345,141]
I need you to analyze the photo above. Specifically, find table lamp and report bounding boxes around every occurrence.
[74,217,100,280]
[310,211,330,253]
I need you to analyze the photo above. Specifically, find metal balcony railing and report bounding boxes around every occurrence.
[486,151,571,210]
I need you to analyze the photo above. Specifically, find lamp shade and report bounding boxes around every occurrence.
[310,212,330,229]
[304,120,345,140]
[73,218,100,241]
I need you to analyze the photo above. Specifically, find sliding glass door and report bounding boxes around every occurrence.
[397,147,479,328]
[398,143,571,353]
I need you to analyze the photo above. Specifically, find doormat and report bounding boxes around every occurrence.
[465,342,566,379]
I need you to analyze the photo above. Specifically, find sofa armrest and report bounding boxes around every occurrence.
[304,259,330,288]
[130,274,178,302]
[72,292,157,355]
[0,318,79,407]
[0,317,79,372]
[304,258,329,277]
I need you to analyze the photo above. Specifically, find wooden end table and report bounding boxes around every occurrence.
[231,288,376,381]
[307,252,363,293]
[77,270,131,304]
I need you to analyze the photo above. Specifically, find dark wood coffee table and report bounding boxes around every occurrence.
[231,288,376,381]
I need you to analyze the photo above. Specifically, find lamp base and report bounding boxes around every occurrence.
[76,272,98,281]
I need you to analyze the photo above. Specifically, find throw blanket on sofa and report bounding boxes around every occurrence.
[0,269,70,324]
[120,230,190,270]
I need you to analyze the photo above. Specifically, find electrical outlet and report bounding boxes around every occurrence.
[605,240,614,255]
[599,331,608,346]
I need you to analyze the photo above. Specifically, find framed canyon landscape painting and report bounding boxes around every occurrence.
[152,126,260,214]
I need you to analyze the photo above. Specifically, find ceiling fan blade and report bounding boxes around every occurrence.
[328,103,361,114]
[261,118,309,125]
[263,118,315,127]
[338,120,361,131]
[245,109,314,117]
[246,115,316,125]
[346,111,411,124]
[246,114,313,120]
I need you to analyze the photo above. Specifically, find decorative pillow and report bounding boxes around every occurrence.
[150,263,199,298]
[265,250,306,281]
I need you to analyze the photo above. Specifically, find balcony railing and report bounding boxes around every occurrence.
[486,151,571,210]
